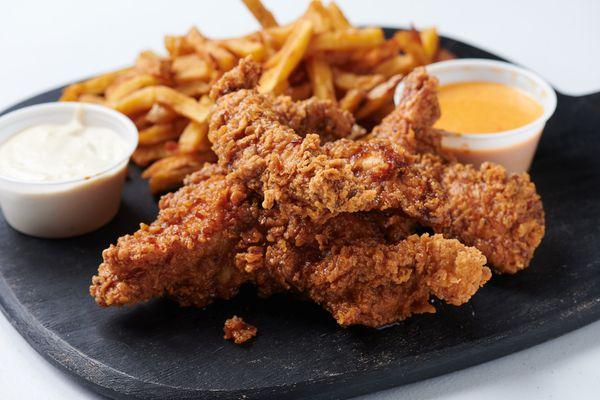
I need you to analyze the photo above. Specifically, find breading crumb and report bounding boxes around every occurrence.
[224,316,257,344]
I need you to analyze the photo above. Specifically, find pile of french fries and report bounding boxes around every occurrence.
[60,0,448,193]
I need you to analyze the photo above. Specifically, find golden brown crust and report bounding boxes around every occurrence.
[224,316,257,344]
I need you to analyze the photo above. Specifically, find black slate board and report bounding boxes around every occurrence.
[1,30,600,400]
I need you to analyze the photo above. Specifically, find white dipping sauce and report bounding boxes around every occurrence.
[0,103,137,238]
[0,108,128,182]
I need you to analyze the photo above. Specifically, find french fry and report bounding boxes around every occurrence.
[78,94,105,105]
[138,122,182,146]
[220,38,266,61]
[327,2,351,30]
[355,74,403,120]
[259,20,313,94]
[373,54,416,77]
[285,82,312,101]
[306,57,335,101]
[186,27,236,72]
[261,23,296,49]
[394,30,428,65]
[339,88,366,113]
[143,153,216,193]
[171,54,211,83]
[145,104,178,124]
[131,141,178,167]
[135,51,171,81]
[174,81,212,97]
[308,28,384,53]
[60,68,131,101]
[333,70,384,91]
[178,121,211,153]
[106,74,158,101]
[164,35,194,58]
[302,0,333,34]
[113,86,213,124]
[419,27,439,62]
[241,0,278,28]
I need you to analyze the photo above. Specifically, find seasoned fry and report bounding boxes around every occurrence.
[307,57,335,101]
[242,0,278,28]
[308,28,384,52]
[164,35,194,58]
[302,0,333,34]
[259,20,313,94]
[171,54,211,83]
[145,104,178,124]
[142,153,216,193]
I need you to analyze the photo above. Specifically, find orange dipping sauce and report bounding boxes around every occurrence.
[434,81,544,134]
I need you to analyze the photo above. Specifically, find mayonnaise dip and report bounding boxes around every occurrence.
[0,108,128,182]
[0,102,138,238]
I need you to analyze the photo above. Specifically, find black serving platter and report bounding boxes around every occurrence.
[1,29,600,400]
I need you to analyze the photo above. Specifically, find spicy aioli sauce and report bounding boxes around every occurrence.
[0,108,128,182]
[433,81,544,134]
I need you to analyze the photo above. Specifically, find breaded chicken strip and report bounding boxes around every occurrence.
[371,69,545,273]
[91,166,257,307]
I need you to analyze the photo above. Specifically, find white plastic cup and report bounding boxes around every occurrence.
[0,102,138,238]
[394,59,557,173]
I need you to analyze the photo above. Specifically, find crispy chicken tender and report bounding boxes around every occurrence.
[209,87,448,225]
[371,69,545,273]
[90,166,257,307]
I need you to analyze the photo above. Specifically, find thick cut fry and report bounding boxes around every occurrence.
[186,27,236,72]
[306,58,335,101]
[420,27,439,62]
[242,0,278,28]
[174,81,212,97]
[355,74,403,120]
[106,75,158,101]
[259,20,313,94]
[178,121,211,153]
[220,38,266,61]
[374,54,416,77]
[308,28,384,53]
[113,86,212,124]
[60,68,131,101]
[172,54,211,83]
[327,2,351,29]
[339,88,366,113]
[333,69,384,91]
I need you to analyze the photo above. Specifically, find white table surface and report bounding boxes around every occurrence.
[1,1,599,399]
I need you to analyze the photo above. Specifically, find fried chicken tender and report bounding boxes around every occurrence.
[90,166,257,307]
[372,68,545,273]
[91,58,543,330]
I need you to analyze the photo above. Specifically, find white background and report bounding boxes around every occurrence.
[1,1,599,399]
